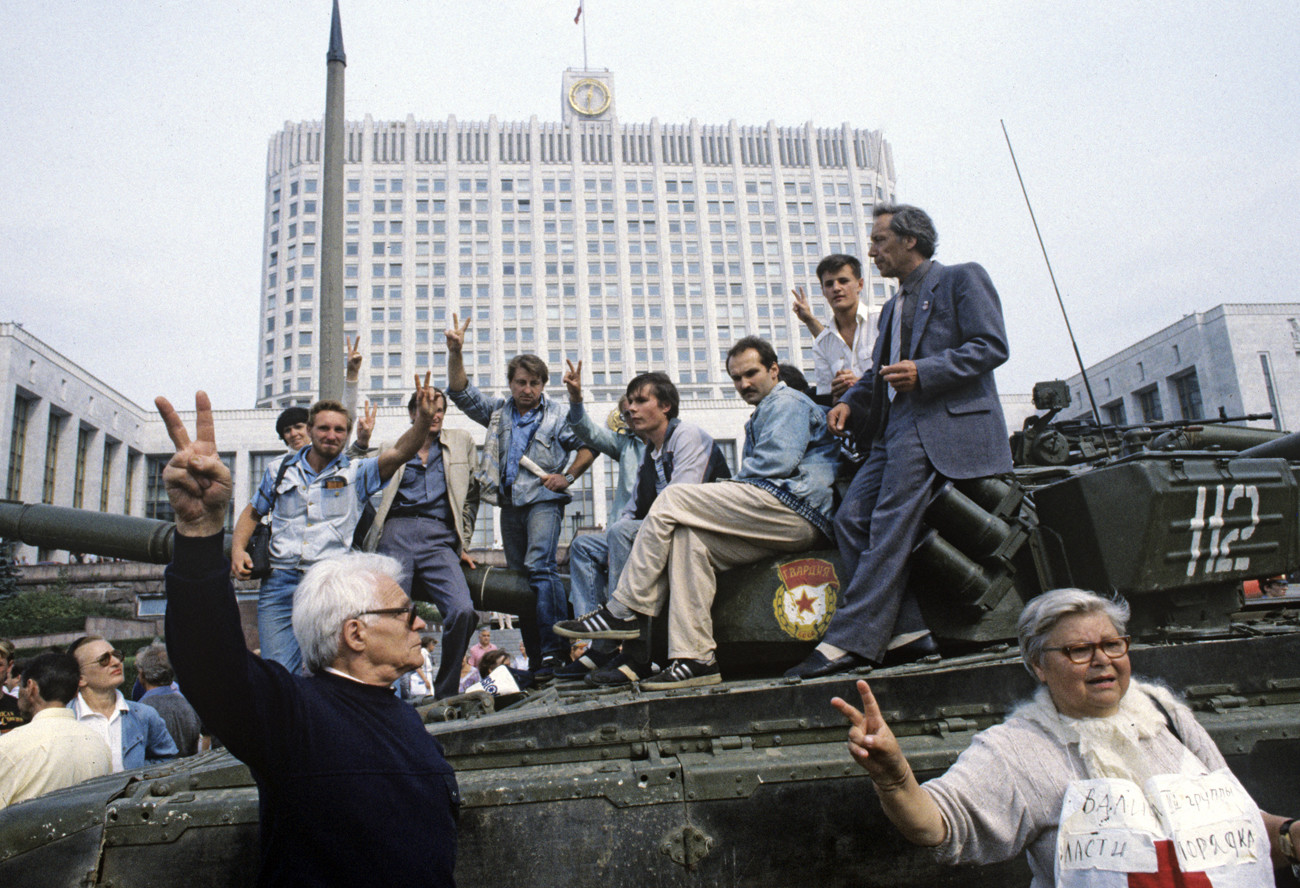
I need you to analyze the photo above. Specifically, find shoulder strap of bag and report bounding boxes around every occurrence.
[260,455,294,522]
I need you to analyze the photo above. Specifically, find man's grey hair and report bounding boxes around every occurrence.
[135,643,175,687]
[1017,588,1130,676]
[874,203,938,259]
[294,552,405,674]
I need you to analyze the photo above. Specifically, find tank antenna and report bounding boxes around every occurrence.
[1001,121,1103,428]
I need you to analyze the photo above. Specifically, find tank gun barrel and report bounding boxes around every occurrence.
[1237,429,1300,460]
[0,501,179,563]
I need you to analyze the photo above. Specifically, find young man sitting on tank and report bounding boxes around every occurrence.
[557,365,729,686]
[555,336,838,689]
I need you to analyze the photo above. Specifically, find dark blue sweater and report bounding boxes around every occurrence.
[165,533,458,887]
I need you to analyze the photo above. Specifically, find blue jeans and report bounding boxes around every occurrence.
[567,532,609,618]
[258,568,305,675]
[500,501,566,661]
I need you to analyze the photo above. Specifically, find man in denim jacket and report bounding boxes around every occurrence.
[230,381,441,675]
[445,316,595,678]
[556,337,837,689]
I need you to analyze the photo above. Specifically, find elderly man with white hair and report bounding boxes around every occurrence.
[156,388,459,888]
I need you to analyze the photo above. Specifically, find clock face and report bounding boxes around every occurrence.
[568,78,611,116]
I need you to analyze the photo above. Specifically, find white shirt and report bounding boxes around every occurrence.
[811,308,876,396]
[408,651,433,697]
[0,707,112,808]
[71,690,129,772]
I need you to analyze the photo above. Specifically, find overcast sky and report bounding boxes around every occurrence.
[2,1,1297,410]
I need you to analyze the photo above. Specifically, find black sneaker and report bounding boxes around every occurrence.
[585,652,659,688]
[553,606,640,640]
[640,658,721,690]
[531,655,564,683]
[552,647,619,681]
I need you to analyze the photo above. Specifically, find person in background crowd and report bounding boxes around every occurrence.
[0,652,111,809]
[468,627,498,668]
[0,640,22,732]
[457,654,479,694]
[406,638,437,699]
[135,643,204,757]
[68,636,176,771]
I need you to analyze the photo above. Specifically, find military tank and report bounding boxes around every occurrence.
[2,382,1300,887]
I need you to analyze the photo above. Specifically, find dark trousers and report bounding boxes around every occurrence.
[377,516,477,699]
[823,404,938,662]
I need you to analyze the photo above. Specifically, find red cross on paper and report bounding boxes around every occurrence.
[1127,840,1213,888]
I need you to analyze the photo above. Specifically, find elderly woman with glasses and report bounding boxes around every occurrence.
[832,588,1300,887]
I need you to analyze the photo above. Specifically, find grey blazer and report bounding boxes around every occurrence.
[843,260,1013,479]
[360,428,480,553]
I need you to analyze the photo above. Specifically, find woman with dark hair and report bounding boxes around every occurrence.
[831,588,1300,887]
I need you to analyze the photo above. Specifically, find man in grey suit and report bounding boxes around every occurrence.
[787,204,1013,679]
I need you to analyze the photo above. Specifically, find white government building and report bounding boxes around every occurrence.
[2,70,1049,562]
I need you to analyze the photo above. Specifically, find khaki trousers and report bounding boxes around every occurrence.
[612,482,822,660]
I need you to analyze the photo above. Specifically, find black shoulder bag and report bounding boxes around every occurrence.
[247,457,292,580]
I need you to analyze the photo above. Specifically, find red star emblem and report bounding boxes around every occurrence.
[794,591,817,615]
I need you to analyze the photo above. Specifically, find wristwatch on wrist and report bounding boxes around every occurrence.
[1281,818,1300,879]
[563,472,576,485]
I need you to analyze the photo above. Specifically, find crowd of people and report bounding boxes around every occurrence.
[0,636,208,809]
[2,202,1296,887]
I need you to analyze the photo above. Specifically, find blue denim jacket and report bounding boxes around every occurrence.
[252,449,383,569]
[735,382,838,537]
[566,402,646,518]
[73,692,178,770]
[450,383,583,507]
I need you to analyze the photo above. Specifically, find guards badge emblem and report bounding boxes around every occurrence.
[772,558,839,641]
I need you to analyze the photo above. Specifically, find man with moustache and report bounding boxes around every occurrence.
[230,377,441,675]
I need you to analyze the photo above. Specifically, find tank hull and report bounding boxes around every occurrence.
[3,630,1298,887]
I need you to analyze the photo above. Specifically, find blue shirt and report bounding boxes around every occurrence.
[390,447,453,525]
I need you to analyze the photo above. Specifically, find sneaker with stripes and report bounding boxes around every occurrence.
[640,658,721,690]
[553,606,640,640]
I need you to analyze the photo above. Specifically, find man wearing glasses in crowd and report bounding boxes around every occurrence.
[155,389,459,888]
[68,636,177,772]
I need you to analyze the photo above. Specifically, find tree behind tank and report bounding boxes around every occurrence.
[0,540,19,602]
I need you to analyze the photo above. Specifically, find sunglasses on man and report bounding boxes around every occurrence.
[85,649,124,669]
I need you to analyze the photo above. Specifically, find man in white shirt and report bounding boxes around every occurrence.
[792,254,877,406]
[0,652,111,809]
[68,636,177,772]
